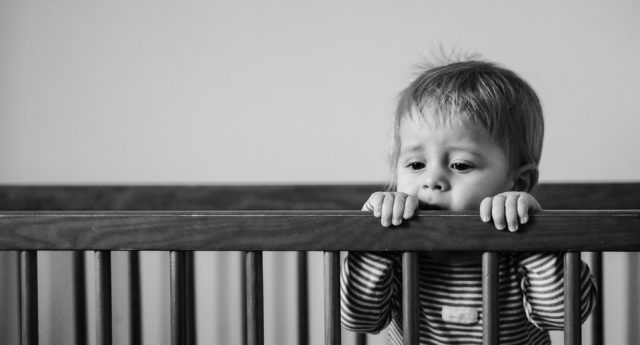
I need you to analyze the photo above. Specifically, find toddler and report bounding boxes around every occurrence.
[340,59,597,345]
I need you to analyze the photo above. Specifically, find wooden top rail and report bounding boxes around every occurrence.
[0,210,638,251]
[2,183,640,210]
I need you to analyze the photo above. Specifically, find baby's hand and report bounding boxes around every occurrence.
[363,192,419,227]
[480,192,541,232]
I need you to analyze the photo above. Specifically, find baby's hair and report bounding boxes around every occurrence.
[387,58,544,190]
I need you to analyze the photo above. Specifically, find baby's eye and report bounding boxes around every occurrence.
[450,162,473,172]
[407,162,426,170]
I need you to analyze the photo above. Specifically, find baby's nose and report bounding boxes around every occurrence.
[422,167,449,190]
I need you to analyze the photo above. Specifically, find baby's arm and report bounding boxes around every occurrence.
[363,192,419,227]
[340,252,397,333]
[480,192,542,232]
[340,196,403,332]
[512,252,597,329]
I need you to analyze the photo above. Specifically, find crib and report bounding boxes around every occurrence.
[0,183,639,345]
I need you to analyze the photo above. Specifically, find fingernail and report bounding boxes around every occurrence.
[481,215,489,222]
[393,218,401,226]
[520,216,528,224]
[510,225,518,232]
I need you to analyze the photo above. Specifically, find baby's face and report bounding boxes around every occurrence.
[396,114,515,211]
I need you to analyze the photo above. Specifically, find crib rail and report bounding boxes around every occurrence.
[0,210,639,251]
[2,183,640,211]
[1,183,640,345]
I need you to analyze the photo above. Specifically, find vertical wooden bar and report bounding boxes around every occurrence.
[324,251,340,345]
[297,251,309,345]
[564,252,581,345]
[95,250,112,345]
[20,250,38,345]
[402,252,419,345]
[482,252,499,345]
[590,252,603,345]
[73,251,87,345]
[129,251,142,345]
[170,251,186,345]
[246,251,264,345]
[185,251,195,345]
[240,252,247,345]
[354,332,367,345]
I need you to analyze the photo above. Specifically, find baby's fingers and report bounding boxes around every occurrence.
[391,193,407,226]
[505,194,520,232]
[404,195,419,220]
[480,197,493,223]
[370,192,385,217]
[517,194,542,224]
[380,193,395,227]
[491,195,507,230]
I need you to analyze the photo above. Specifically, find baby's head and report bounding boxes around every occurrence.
[389,60,544,210]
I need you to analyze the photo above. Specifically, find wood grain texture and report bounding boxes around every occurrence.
[246,251,264,345]
[0,185,379,211]
[95,251,112,345]
[532,183,640,209]
[129,251,142,345]
[296,252,309,345]
[20,250,38,345]
[324,252,340,345]
[589,252,603,345]
[2,183,639,211]
[0,210,638,251]
[564,252,582,345]
[73,251,88,345]
[402,252,419,345]
[482,252,499,345]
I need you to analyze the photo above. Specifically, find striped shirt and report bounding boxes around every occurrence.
[340,249,597,344]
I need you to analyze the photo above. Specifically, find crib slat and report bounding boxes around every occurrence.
[590,252,603,345]
[241,253,247,345]
[73,251,87,345]
[564,252,581,345]
[129,251,142,345]
[297,251,309,345]
[170,251,195,345]
[402,252,419,345]
[20,250,39,345]
[170,251,184,345]
[482,252,499,345]
[246,251,264,345]
[324,251,340,345]
[185,251,195,344]
[95,250,112,345]
[354,333,367,345]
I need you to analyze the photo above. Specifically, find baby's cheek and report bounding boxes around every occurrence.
[396,181,419,196]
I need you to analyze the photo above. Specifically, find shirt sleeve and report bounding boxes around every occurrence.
[511,252,598,330]
[340,251,397,333]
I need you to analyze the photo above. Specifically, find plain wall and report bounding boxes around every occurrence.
[1,1,639,345]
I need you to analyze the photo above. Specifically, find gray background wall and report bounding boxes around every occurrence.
[1,1,639,344]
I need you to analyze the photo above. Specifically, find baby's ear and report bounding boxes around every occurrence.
[511,164,538,192]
